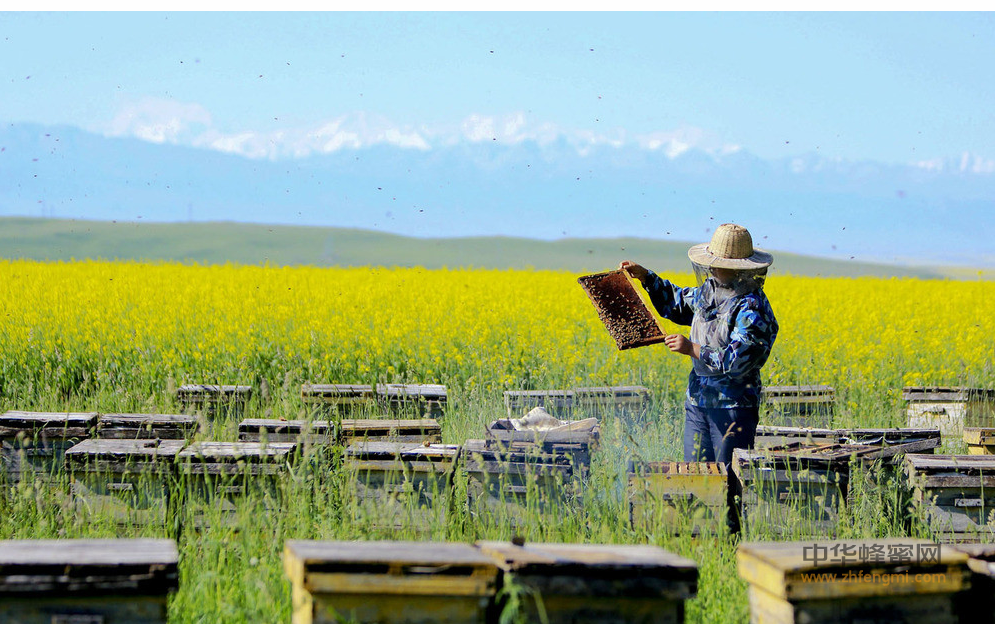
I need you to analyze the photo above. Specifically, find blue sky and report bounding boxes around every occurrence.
[3,11,995,165]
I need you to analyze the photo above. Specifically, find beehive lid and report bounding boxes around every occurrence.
[65,438,187,461]
[755,426,840,439]
[301,383,375,397]
[96,413,198,436]
[283,540,498,597]
[0,410,98,435]
[177,441,296,462]
[341,418,441,436]
[0,538,179,594]
[505,389,574,399]
[964,427,995,446]
[238,418,333,435]
[762,385,835,403]
[344,440,459,462]
[628,461,727,477]
[842,427,942,448]
[477,541,697,591]
[738,539,968,600]
[905,453,995,475]
[902,386,995,402]
[577,269,666,350]
[376,384,448,399]
[177,384,252,397]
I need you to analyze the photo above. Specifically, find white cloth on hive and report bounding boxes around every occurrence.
[510,407,598,433]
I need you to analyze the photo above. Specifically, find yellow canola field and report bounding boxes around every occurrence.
[0,260,992,409]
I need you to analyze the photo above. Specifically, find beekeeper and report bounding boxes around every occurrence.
[620,223,778,466]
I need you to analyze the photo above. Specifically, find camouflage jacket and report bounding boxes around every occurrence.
[644,271,778,409]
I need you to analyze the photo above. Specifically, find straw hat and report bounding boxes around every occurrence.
[687,223,773,269]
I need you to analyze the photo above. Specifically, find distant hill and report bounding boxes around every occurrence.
[0,217,963,279]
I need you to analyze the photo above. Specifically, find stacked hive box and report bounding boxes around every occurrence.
[738,539,970,624]
[478,541,698,624]
[176,441,297,521]
[904,454,995,542]
[503,390,575,418]
[463,438,577,523]
[177,384,252,420]
[0,538,179,623]
[964,427,995,454]
[301,383,377,416]
[283,540,499,624]
[904,386,995,450]
[376,384,447,419]
[627,461,729,535]
[237,418,441,447]
[761,385,835,428]
[66,438,186,525]
[343,440,461,530]
[0,410,97,483]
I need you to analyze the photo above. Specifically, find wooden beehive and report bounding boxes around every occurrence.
[0,538,179,624]
[963,427,995,455]
[343,441,460,529]
[628,461,729,535]
[732,446,851,537]
[238,418,336,446]
[951,543,995,624]
[176,441,297,516]
[577,269,667,350]
[573,385,652,416]
[484,420,599,471]
[283,540,498,624]
[65,438,186,525]
[904,386,995,444]
[754,426,840,450]
[904,454,995,542]
[463,439,577,522]
[301,383,376,416]
[0,410,97,482]
[761,385,835,428]
[376,384,447,419]
[176,383,252,419]
[477,541,698,624]
[341,418,442,444]
[503,389,574,418]
[96,412,199,439]
[737,539,969,624]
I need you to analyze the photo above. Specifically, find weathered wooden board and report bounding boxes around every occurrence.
[477,541,697,624]
[577,269,667,351]
[628,461,728,535]
[237,419,336,445]
[964,427,995,455]
[283,540,498,624]
[484,421,598,471]
[96,413,198,440]
[754,426,840,450]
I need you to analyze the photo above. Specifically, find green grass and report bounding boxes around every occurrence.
[0,383,962,624]
[0,216,959,278]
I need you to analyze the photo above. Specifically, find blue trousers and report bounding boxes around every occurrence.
[682,401,759,466]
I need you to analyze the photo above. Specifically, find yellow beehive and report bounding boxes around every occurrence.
[964,427,995,455]
[738,539,970,624]
[627,461,728,535]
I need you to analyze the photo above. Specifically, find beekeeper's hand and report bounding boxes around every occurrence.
[665,334,700,359]
[619,261,649,284]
